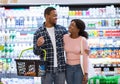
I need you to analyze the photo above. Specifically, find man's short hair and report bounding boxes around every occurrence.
[44,7,56,17]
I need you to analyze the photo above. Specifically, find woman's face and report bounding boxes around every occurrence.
[68,21,80,34]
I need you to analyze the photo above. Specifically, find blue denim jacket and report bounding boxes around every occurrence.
[33,23,68,73]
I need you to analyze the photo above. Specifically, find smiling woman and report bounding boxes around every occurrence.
[63,19,89,84]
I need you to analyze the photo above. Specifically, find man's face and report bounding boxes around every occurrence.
[46,10,58,25]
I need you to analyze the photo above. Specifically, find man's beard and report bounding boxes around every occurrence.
[53,23,56,25]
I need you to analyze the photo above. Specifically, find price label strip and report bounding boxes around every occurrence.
[118,64,120,67]
[107,64,111,67]
[113,64,116,67]
[101,64,104,67]
[96,64,100,67]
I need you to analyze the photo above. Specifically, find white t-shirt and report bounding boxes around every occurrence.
[46,27,57,67]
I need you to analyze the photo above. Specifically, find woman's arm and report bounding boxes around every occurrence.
[82,38,89,74]
[82,38,90,83]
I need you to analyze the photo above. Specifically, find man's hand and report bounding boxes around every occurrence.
[37,36,45,46]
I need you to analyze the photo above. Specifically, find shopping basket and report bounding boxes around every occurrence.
[15,47,47,77]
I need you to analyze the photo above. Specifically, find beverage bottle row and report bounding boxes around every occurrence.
[4,17,120,29]
[88,38,120,48]
[84,19,120,28]
[69,5,120,17]
[0,5,120,29]
[87,30,120,37]
[88,75,120,84]
[95,68,120,76]
[90,48,120,58]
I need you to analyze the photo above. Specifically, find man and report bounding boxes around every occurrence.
[33,7,68,84]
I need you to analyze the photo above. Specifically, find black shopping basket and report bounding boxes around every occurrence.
[15,47,47,77]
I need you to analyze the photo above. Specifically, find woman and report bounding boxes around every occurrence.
[63,19,89,84]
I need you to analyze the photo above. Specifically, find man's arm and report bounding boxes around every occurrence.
[33,30,44,56]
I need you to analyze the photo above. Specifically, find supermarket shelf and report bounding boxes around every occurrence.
[68,16,120,19]
[0,73,34,78]
[4,41,33,44]
[94,64,120,68]
[90,47,120,50]
[89,36,120,39]
[6,27,38,33]
[86,27,120,30]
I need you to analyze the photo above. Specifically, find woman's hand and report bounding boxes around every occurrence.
[84,49,90,55]
[37,36,45,46]
[82,73,88,84]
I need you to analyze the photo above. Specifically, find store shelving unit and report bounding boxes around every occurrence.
[63,4,120,76]
[0,3,120,83]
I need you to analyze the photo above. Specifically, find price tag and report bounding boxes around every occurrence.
[107,64,111,67]
[96,64,100,67]
[101,64,104,67]
[113,64,116,67]
[118,64,120,67]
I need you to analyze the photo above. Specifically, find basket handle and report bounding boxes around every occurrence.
[0,45,4,51]
[18,47,46,61]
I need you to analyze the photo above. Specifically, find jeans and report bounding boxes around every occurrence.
[41,67,65,84]
[66,64,83,84]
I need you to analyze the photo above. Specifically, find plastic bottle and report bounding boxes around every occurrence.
[89,78,94,84]
[19,17,24,28]
[32,17,37,28]
[96,79,100,84]
[11,17,15,28]
[118,78,120,84]
[7,18,11,28]
[0,17,2,28]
